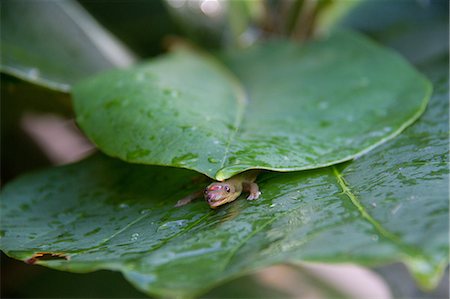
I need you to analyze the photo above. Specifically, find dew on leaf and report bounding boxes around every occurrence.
[172,153,199,165]
[119,203,129,209]
[208,157,219,164]
[131,233,140,241]
[391,203,402,215]
[157,220,188,231]
[127,148,151,160]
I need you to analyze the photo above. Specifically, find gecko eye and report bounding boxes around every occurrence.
[224,186,230,193]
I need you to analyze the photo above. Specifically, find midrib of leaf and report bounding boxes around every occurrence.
[331,166,428,259]
[203,55,249,181]
[218,92,246,178]
[210,39,432,181]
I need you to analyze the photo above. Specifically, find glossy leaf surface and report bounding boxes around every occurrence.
[73,30,431,180]
[1,56,447,296]
[1,0,135,92]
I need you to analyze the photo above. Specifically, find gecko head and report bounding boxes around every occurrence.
[204,182,238,208]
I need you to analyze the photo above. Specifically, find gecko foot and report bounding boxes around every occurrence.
[247,191,261,201]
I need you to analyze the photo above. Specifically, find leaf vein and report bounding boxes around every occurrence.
[332,166,401,241]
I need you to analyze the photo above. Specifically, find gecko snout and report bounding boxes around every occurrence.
[205,193,218,203]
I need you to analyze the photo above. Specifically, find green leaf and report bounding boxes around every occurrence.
[1,54,447,296]
[73,30,431,180]
[0,0,135,92]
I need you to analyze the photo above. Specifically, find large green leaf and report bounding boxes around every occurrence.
[72,30,431,180]
[1,53,447,296]
[0,0,135,92]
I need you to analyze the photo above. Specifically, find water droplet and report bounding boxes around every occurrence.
[127,148,150,160]
[208,157,219,163]
[213,140,220,145]
[140,209,150,215]
[131,233,139,241]
[228,157,241,164]
[119,203,129,209]
[158,220,188,231]
[371,202,377,208]
[371,234,379,241]
[172,153,198,165]
[391,203,402,215]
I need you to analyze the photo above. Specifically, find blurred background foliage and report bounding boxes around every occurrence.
[1,0,448,298]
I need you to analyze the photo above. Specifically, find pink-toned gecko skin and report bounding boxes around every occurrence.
[204,170,261,209]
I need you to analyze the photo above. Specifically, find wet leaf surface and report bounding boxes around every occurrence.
[1,0,135,92]
[73,30,431,180]
[1,57,447,296]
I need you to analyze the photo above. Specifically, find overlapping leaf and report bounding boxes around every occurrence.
[73,30,431,180]
[1,0,135,92]
[1,55,447,296]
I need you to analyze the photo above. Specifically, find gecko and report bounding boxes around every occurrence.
[175,170,261,209]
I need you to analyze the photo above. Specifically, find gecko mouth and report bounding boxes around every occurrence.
[208,200,226,208]
[205,194,226,208]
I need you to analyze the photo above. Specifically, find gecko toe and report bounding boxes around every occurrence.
[247,191,261,201]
